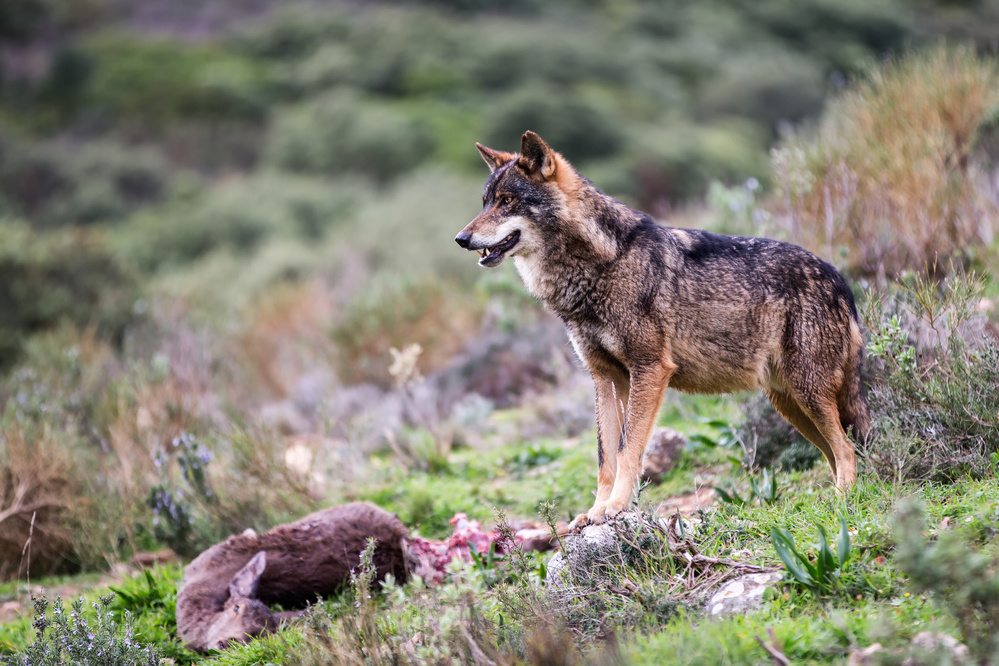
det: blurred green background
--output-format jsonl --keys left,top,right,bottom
{"left": 3, "top": 0, "right": 997, "bottom": 369}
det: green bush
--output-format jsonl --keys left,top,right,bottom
{"left": 0, "top": 221, "right": 135, "bottom": 370}
{"left": 0, "top": 135, "right": 171, "bottom": 228}
{"left": 484, "top": 85, "right": 623, "bottom": 163}
{"left": 117, "top": 173, "right": 362, "bottom": 272}
{"left": 84, "top": 34, "right": 272, "bottom": 124}
{"left": 266, "top": 93, "right": 435, "bottom": 182}
{"left": 893, "top": 502, "right": 999, "bottom": 662}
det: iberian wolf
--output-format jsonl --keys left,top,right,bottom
{"left": 455, "top": 131, "right": 869, "bottom": 526}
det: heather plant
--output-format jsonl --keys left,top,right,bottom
{"left": 147, "top": 432, "right": 215, "bottom": 557}
{"left": 860, "top": 272, "right": 999, "bottom": 483}
{"left": 2, "top": 594, "right": 159, "bottom": 666}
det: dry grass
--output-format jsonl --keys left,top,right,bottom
{"left": 772, "top": 46, "right": 999, "bottom": 279}
{"left": 238, "top": 278, "right": 338, "bottom": 397}
{"left": 0, "top": 426, "right": 75, "bottom": 581}
{"left": 331, "top": 277, "right": 484, "bottom": 387}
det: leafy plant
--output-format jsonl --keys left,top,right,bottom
{"left": 716, "top": 468, "right": 781, "bottom": 507}
{"left": 771, "top": 512, "right": 852, "bottom": 596}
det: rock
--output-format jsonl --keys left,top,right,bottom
{"left": 847, "top": 644, "right": 885, "bottom": 665}
{"left": 706, "top": 572, "right": 784, "bottom": 616}
{"left": 546, "top": 513, "right": 658, "bottom": 589}
{"left": 642, "top": 428, "right": 687, "bottom": 483}
{"left": 132, "top": 548, "right": 178, "bottom": 569}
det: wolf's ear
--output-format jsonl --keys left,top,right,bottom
{"left": 476, "top": 143, "right": 516, "bottom": 172}
{"left": 229, "top": 551, "right": 267, "bottom": 600}
{"left": 519, "top": 131, "right": 557, "bottom": 182}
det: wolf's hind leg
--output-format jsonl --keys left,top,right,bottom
{"left": 766, "top": 389, "right": 838, "bottom": 482}
{"left": 768, "top": 389, "right": 857, "bottom": 489}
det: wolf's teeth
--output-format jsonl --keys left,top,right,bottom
{"left": 484, "top": 248, "right": 491, "bottom": 257}
{"left": 477, "top": 250, "right": 485, "bottom": 258}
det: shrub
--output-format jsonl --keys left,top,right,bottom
{"left": 331, "top": 277, "right": 483, "bottom": 387}
{"left": 0, "top": 425, "right": 77, "bottom": 581}
{"left": 484, "top": 84, "right": 623, "bottom": 163}
{"left": 893, "top": 502, "right": 999, "bottom": 662}
{"left": 0, "top": 135, "right": 171, "bottom": 228}
{"left": 860, "top": 272, "right": 999, "bottom": 483}
{"left": 771, "top": 46, "right": 999, "bottom": 279}
{"left": 84, "top": 33, "right": 272, "bottom": 124}
{"left": 142, "top": 427, "right": 317, "bottom": 558}
{"left": 0, "top": 220, "right": 135, "bottom": 371}
{"left": 117, "top": 173, "right": 362, "bottom": 272}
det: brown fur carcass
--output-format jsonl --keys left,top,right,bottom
{"left": 176, "top": 502, "right": 408, "bottom": 652}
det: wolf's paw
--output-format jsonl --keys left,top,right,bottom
{"left": 568, "top": 513, "right": 590, "bottom": 533}
{"left": 586, "top": 500, "right": 626, "bottom": 525}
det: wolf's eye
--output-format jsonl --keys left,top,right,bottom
{"left": 502, "top": 196, "right": 514, "bottom": 205}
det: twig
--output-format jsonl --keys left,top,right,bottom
{"left": 20, "top": 511, "right": 36, "bottom": 589}
{"left": 460, "top": 624, "right": 497, "bottom": 666}
{"left": 755, "top": 627, "right": 790, "bottom": 666}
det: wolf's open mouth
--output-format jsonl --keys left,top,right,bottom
{"left": 476, "top": 230, "right": 520, "bottom": 267}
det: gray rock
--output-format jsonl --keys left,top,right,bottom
{"left": 706, "top": 572, "right": 783, "bottom": 616}
{"left": 546, "top": 513, "right": 661, "bottom": 589}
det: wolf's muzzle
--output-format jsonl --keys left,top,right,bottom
{"left": 455, "top": 231, "right": 472, "bottom": 248}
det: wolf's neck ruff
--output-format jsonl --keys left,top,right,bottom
{"left": 456, "top": 131, "right": 869, "bottom": 527}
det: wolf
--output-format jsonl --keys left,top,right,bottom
{"left": 455, "top": 131, "right": 869, "bottom": 526}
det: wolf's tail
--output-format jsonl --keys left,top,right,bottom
{"left": 838, "top": 327, "right": 870, "bottom": 447}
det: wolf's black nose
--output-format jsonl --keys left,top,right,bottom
{"left": 455, "top": 231, "right": 472, "bottom": 248}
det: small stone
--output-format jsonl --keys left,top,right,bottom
{"left": 706, "top": 572, "right": 783, "bottom": 616}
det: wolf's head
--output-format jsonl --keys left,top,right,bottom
{"left": 455, "top": 131, "right": 578, "bottom": 267}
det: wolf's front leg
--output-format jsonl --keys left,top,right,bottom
{"left": 587, "top": 361, "right": 673, "bottom": 524}
{"left": 569, "top": 364, "right": 629, "bottom": 531}
{"left": 592, "top": 370, "right": 629, "bottom": 504}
